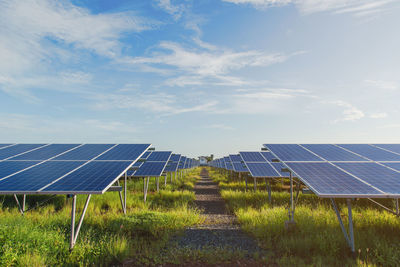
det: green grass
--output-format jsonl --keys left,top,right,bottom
{"left": 0, "top": 168, "right": 202, "bottom": 266}
{"left": 212, "top": 169, "right": 400, "bottom": 266}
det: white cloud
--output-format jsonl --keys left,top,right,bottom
{"left": 222, "top": 0, "right": 397, "bottom": 16}
{"left": 370, "top": 112, "right": 388, "bottom": 119}
{"left": 331, "top": 100, "right": 365, "bottom": 122}
{"left": 122, "top": 41, "right": 302, "bottom": 87}
{"left": 0, "top": 0, "right": 153, "bottom": 99}
{"left": 204, "top": 124, "right": 235, "bottom": 130}
{"left": 364, "top": 79, "right": 399, "bottom": 90}
{"left": 155, "top": 0, "right": 185, "bottom": 20}
{"left": 90, "top": 87, "right": 218, "bottom": 116}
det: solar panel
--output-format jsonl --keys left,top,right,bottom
{"left": 285, "top": 162, "right": 383, "bottom": 197}
{"left": 133, "top": 162, "right": 168, "bottom": 177}
{"left": 169, "top": 154, "right": 181, "bottom": 162}
{"left": 42, "top": 161, "right": 132, "bottom": 194}
{"left": 301, "top": 144, "right": 367, "bottom": 161}
{"left": 232, "top": 162, "right": 248, "bottom": 172}
{"left": 373, "top": 144, "right": 400, "bottom": 155}
{"left": 271, "top": 162, "right": 290, "bottom": 177}
{"left": 226, "top": 161, "right": 234, "bottom": 171}
{"left": 0, "top": 144, "right": 13, "bottom": 149}
{"left": 141, "top": 151, "right": 152, "bottom": 159}
{"left": 229, "top": 154, "right": 242, "bottom": 162}
{"left": 0, "top": 161, "right": 85, "bottom": 193}
{"left": 246, "top": 162, "right": 280, "bottom": 177}
{"left": 260, "top": 152, "right": 277, "bottom": 162}
{"left": 164, "top": 162, "right": 179, "bottom": 172}
{"left": 96, "top": 144, "right": 151, "bottom": 160}
{"left": 146, "top": 151, "right": 172, "bottom": 162}
{"left": 0, "top": 144, "right": 47, "bottom": 160}
{"left": 52, "top": 144, "right": 114, "bottom": 160}
{"left": 334, "top": 162, "right": 400, "bottom": 195}
{"left": 264, "top": 144, "right": 323, "bottom": 162}
{"left": 0, "top": 161, "right": 40, "bottom": 179}
{"left": 381, "top": 162, "right": 400, "bottom": 172}
{"left": 239, "top": 152, "right": 266, "bottom": 162}
{"left": 337, "top": 144, "right": 400, "bottom": 161}
{"left": 11, "top": 144, "right": 81, "bottom": 160}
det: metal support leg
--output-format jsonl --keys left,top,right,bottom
{"left": 144, "top": 177, "right": 150, "bottom": 203}
{"left": 331, "top": 198, "right": 355, "bottom": 253}
{"left": 289, "top": 171, "right": 294, "bottom": 221}
{"left": 13, "top": 194, "right": 24, "bottom": 215}
{"left": 267, "top": 179, "right": 271, "bottom": 204}
{"left": 396, "top": 199, "right": 399, "bottom": 216}
{"left": 254, "top": 177, "right": 257, "bottom": 191}
{"left": 156, "top": 177, "right": 159, "bottom": 192}
{"left": 22, "top": 194, "right": 26, "bottom": 212}
{"left": 124, "top": 172, "right": 127, "bottom": 214}
{"left": 70, "top": 194, "right": 92, "bottom": 250}
{"left": 245, "top": 175, "right": 248, "bottom": 191}
{"left": 117, "top": 180, "right": 124, "bottom": 213}
{"left": 164, "top": 175, "right": 167, "bottom": 187}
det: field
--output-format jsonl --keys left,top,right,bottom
{"left": 1, "top": 167, "right": 400, "bottom": 266}
{"left": 210, "top": 168, "right": 400, "bottom": 266}
{"left": 0, "top": 169, "right": 202, "bottom": 266}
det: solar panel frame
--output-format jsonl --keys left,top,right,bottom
{"left": 337, "top": 144, "right": 400, "bottom": 162}
{"left": 11, "top": 144, "right": 82, "bottom": 160}
{"left": 239, "top": 152, "right": 267, "bottom": 163}
{"left": 263, "top": 144, "right": 323, "bottom": 162}
{"left": 0, "top": 144, "right": 48, "bottom": 160}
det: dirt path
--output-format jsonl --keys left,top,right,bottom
{"left": 173, "top": 168, "right": 262, "bottom": 254}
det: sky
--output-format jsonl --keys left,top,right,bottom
{"left": 0, "top": 0, "right": 400, "bottom": 157}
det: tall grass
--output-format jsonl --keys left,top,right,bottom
{"left": 215, "top": 170, "right": 400, "bottom": 266}
{"left": 0, "top": 168, "right": 202, "bottom": 266}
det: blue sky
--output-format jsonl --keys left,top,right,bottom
{"left": 0, "top": 0, "right": 399, "bottom": 157}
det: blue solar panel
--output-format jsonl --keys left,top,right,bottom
{"left": 11, "top": 144, "right": 81, "bottom": 160}
{"left": 0, "top": 161, "right": 40, "bottom": 179}
{"left": 285, "top": 162, "right": 383, "bottom": 197}
{"left": 146, "top": 151, "right": 172, "bottom": 162}
{"left": 271, "top": 162, "right": 290, "bottom": 177}
{"left": 0, "top": 161, "right": 85, "bottom": 193}
{"left": 334, "top": 163, "right": 400, "bottom": 195}
{"left": 337, "top": 144, "right": 400, "bottom": 161}
{"left": 52, "top": 144, "right": 114, "bottom": 160}
{"left": 226, "top": 162, "right": 234, "bottom": 171}
{"left": 302, "top": 144, "right": 366, "bottom": 161}
{"left": 260, "top": 152, "right": 277, "bottom": 162}
{"left": 229, "top": 154, "right": 242, "bottom": 162}
{"left": 246, "top": 163, "right": 280, "bottom": 177}
{"left": 381, "top": 162, "right": 400, "bottom": 172}
{"left": 264, "top": 144, "right": 323, "bottom": 161}
{"left": 0, "top": 144, "right": 46, "bottom": 160}
{"left": 96, "top": 144, "right": 150, "bottom": 160}
{"left": 164, "top": 162, "right": 178, "bottom": 172}
{"left": 141, "top": 151, "right": 152, "bottom": 159}
{"left": 0, "top": 144, "right": 13, "bottom": 149}
{"left": 239, "top": 152, "right": 266, "bottom": 162}
{"left": 133, "top": 162, "right": 168, "bottom": 176}
{"left": 42, "top": 161, "right": 131, "bottom": 193}
{"left": 373, "top": 144, "right": 400, "bottom": 155}
{"left": 232, "top": 162, "right": 248, "bottom": 172}
{"left": 169, "top": 154, "right": 181, "bottom": 162}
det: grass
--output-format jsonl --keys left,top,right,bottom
{"left": 209, "top": 168, "right": 400, "bottom": 266}
{"left": 0, "top": 168, "right": 202, "bottom": 266}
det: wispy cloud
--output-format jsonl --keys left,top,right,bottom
{"left": 0, "top": 0, "right": 154, "bottom": 100}
{"left": 364, "top": 79, "right": 399, "bottom": 90}
{"left": 222, "top": 0, "right": 397, "bottom": 16}
{"left": 370, "top": 112, "right": 388, "bottom": 119}
{"left": 121, "top": 41, "right": 304, "bottom": 87}
{"left": 331, "top": 100, "right": 365, "bottom": 122}
{"left": 154, "top": 0, "right": 185, "bottom": 20}
{"left": 204, "top": 124, "right": 235, "bottom": 130}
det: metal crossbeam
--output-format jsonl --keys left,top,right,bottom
{"left": 70, "top": 194, "right": 91, "bottom": 250}
{"left": 331, "top": 198, "right": 355, "bottom": 252}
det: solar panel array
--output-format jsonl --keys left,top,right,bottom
{"left": 132, "top": 151, "right": 172, "bottom": 177}
{"left": 264, "top": 144, "right": 400, "bottom": 198}
{"left": 0, "top": 144, "right": 151, "bottom": 194}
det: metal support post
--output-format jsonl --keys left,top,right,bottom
{"left": 289, "top": 171, "right": 294, "bottom": 221}
{"left": 22, "top": 195, "right": 26, "bottom": 212}
{"left": 156, "top": 177, "right": 159, "bottom": 192}
{"left": 330, "top": 198, "right": 355, "bottom": 253}
{"left": 164, "top": 175, "right": 167, "bottom": 187}
{"left": 396, "top": 198, "right": 399, "bottom": 216}
{"left": 267, "top": 179, "right": 271, "bottom": 204}
{"left": 254, "top": 177, "right": 257, "bottom": 191}
{"left": 124, "top": 172, "right": 127, "bottom": 214}
{"left": 245, "top": 175, "right": 248, "bottom": 191}
{"left": 13, "top": 194, "right": 24, "bottom": 215}
{"left": 117, "top": 180, "right": 124, "bottom": 213}
{"left": 70, "top": 194, "right": 92, "bottom": 250}
{"left": 144, "top": 177, "right": 150, "bottom": 202}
